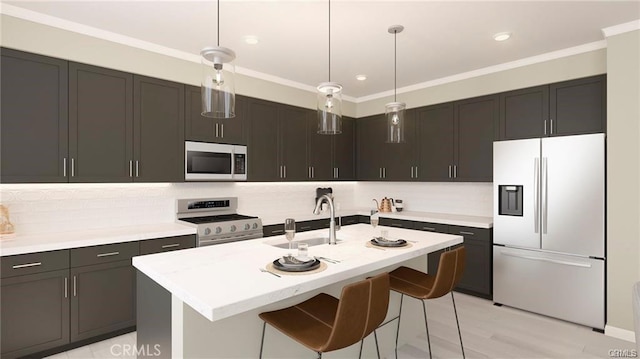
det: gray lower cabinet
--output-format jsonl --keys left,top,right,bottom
{"left": 69, "top": 242, "right": 138, "bottom": 342}
{"left": 426, "top": 225, "right": 493, "bottom": 299}
{"left": 1, "top": 250, "right": 70, "bottom": 359}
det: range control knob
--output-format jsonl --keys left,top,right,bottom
{"left": 252, "top": 223, "right": 259, "bottom": 229}
{"left": 244, "top": 223, "right": 250, "bottom": 230}
{"left": 230, "top": 225, "right": 237, "bottom": 232}
{"left": 204, "top": 227, "right": 211, "bottom": 235}
{"left": 215, "top": 226, "right": 222, "bottom": 234}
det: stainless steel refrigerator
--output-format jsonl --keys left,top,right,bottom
{"left": 493, "top": 133, "right": 605, "bottom": 329}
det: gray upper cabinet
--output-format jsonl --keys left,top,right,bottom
{"left": 69, "top": 62, "right": 134, "bottom": 182}
{"left": 133, "top": 76, "right": 185, "bottom": 182}
{"left": 498, "top": 75, "right": 606, "bottom": 140}
{"left": 499, "top": 85, "right": 549, "bottom": 140}
{"left": 384, "top": 110, "right": 416, "bottom": 181}
{"left": 356, "top": 114, "right": 387, "bottom": 180}
{"left": 247, "top": 98, "right": 280, "bottom": 181}
{"left": 333, "top": 117, "right": 356, "bottom": 180}
{"left": 454, "top": 94, "right": 499, "bottom": 182}
{"left": 1, "top": 48, "right": 69, "bottom": 183}
{"left": 185, "top": 85, "right": 246, "bottom": 145}
{"left": 279, "top": 105, "right": 309, "bottom": 181}
{"left": 550, "top": 75, "right": 606, "bottom": 136}
{"left": 415, "top": 103, "right": 455, "bottom": 181}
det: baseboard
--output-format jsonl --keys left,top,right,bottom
{"left": 605, "top": 325, "right": 637, "bottom": 343}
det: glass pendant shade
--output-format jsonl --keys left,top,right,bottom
{"left": 385, "top": 101, "right": 406, "bottom": 143}
{"left": 201, "top": 46, "right": 236, "bottom": 118}
{"left": 317, "top": 82, "right": 343, "bottom": 134}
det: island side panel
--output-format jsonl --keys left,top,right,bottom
{"left": 137, "top": 270, "right": 172, "bottom": 358}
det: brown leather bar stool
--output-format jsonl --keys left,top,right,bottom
{"left": 258, "top": 272, "right": 390, "bottom": 359}
{"left": 389, "top": 246, "right": 466, "bottom": 359}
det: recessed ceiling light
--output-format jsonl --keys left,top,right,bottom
{"left": 356, "top": 74, "right": 367, "bottom": 81}
{"left": 493, "top": 32, "right": 511, "bottom": 42}
{"left": 243, "top": 36, "right": 259, "bottom": 45}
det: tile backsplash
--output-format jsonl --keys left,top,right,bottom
{"left": 0, "top": 181, "right": 492, "bottom": 235}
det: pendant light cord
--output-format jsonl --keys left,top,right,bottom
{"left": 394, "top": 31, "right": 397, "bottom": 102}
{"left": 217, "top": 0, "right": 220, "bottom": 46}
{"left": 328, "top": 0, "right": 331, "bottom": 82}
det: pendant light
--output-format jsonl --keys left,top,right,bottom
{"left": 201, "top": 0, "right": 236, "bottom": 118}
{"left": 317, "top": 0, "right": 343, "bottom": 134}
{"left": 386, "top": 25, "right": 406, "bottom": 143}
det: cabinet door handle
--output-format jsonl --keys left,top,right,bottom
{"left": 71, "top": 158, "right": 75, "bottom": 177}
{"left": 97, "top": 251, "right": 120, "bottom": 257}
{"left": 448, "top": 165, "right": 452, "bottom": 178}
{"left": 335, "top": 167, "right": 338, "bottom": 179}
{"left": 454, "top": 165, "right": 457, "bottom": 178}
{"left": 415, "top": 166, "right": 418, "bottom": 178}
{"left": 422, "top": 226, "right": 436, "bottom": 231}
{"left": 383, "top": 167, "right": 386, "bottom": 179}
{"left": 550, "top": 119, "right": 554, "bottom": 135}
{"left": 379, "top": 168, "right": 382, "bottom": 179}
{"left": 300, "top": 226, "right": 311, "bottom": 230}
{"left": 161, "top": 243, "right": 180, "bottom": 249}
{"left": 65, "top": 277, "right": 68, "bottom": 298}
{"left": 136, "top": 161, "right": 140, "bottom": 177}
{"left": 63, "top": 158, "right": 67, "bottom": 177}
{"left": 411, "top": 166, "right": 414, "bottom": 178}
{"left": 221, "top": 124, "right": 224, "bottom": 138}
{"left": 308, "top": 167, "right": 311, "bottom": 179}
{"left": 215, "top": 123, "right": 219, "bottom": 138}
{"left": 544, "top": 119, "right": 547, "bottom": 135}
{"left": 459, "top": 231, "right": 475, "bottom": 236}
{"left": 73, "top": 275, "right": 77, "bottom": 297}
{"left": 283, "top": 165, "right": 286, "bottom": 179}
{"left": 12, "top": 262, "right": 42, "bottom": 269}
{"left": 129, "top": 160, "right": 133, "bottom": 177}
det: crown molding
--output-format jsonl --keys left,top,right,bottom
{"left": 602, "top": 19, "right": 640, "bottom": 38}
{"left": 355, "top": 40, "right": 607, "bottom": 103}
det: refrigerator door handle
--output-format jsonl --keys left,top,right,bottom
{"left": 501, "top": 250, "right": 592, "bottom": 268}
{"left": 542, "top": 157, "right": 548, "bottom": 234}
{"left": 534, "top": 158, "right": 539, "bottom": 233}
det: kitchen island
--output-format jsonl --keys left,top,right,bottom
{"left": 133, "top": 224, "right": 462, "bottom": 358}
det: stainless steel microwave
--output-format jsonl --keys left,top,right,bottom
{"left": 185, "top": 142, "right": 247, "bottom": 181}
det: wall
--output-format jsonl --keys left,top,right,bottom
{"left": 355, "top": 182, "right": 492, "bottom": 217}
{"left": 357, "top": 48, "right": 607, "bottom": 117}
{"left": 606, "top": 29, "right": 640, "bottom": 336}
{"left": 0, "top": 14, "right": 357, "bottom": 117}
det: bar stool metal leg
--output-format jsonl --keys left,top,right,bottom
{"left": 394, "top": 294, "right": 404, "bottom": 359}
{"left": 259, "top": 321, "right": 266, "bottom": 359}
{"left": 358, "top": 338, "right": 364, "bottom": 359}
{"left": 451, "top": 292, "right": 465, "bottom": 358}
{"left": 374, "top": 330, "right": 381, "bottom": 359}
{"left": 422, "top": 300, "right": 433, "bottom": 359}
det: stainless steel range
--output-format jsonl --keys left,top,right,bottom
{"left": 176, "top": 197, "right": 263, "bottom": 246}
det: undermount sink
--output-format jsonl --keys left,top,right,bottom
{"left": 268, "top": 237, "right": 343, "bottom": 249}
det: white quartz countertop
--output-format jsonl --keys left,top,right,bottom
{"left": 262, "top": 208, "right": 493, "bottom": 229}
{"left": 132, "top": 223, "right": 462, "bottom": 322}
{"left": 0, "top": 222, "right": 197, "bottom": 257}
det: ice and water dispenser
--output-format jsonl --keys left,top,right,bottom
{"left": 498, "top": 185, "right": 523, "bottom": 216}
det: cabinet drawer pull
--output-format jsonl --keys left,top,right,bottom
{"left": 422, "top": 227, "right": 436, "bottom": 231}
{"left": 12, "top": 262, "right": 42, "bottom": 269}
{"left": 272, "top": 229, "right": 284, "bottom": 234}
{"left": 97, "top": 251, "right": 120, "bottom": 257}
{"left": 459, "top": 231, "right": 475, "bottom": 236}
{"left": 392, "top": 223, "right": 404, "bottom": 228}
{"left": 161, "top": 243, "right": 180, "bottom": 249}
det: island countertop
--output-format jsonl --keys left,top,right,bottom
{"left": 132, "top": 223, "right": 462, "bottom": 323}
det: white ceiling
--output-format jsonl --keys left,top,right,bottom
{"left": 3, "top": 1, "right": 640, "bottom": 99}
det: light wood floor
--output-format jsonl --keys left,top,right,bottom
{"left": 46, "top": 293, "right": 636, "bottom": 359}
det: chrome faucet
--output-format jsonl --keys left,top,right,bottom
{"left": 313, "top": 194, "right": 337, "bottom": 245}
